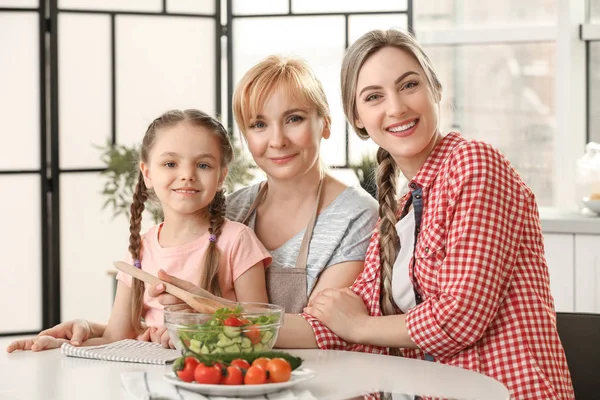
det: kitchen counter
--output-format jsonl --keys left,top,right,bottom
{"left": 539, "top": 208, "right": 600, "bottom": 234}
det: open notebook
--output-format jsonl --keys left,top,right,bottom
{"left": 61, "top": 339, "right": 180, "bottom": 365}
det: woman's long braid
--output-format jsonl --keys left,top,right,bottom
{"left": 128, "top": 171, "right": 149, "bottom": 332}
{"left": 200, "top": 188, "right": 227, "bottom": 296}
{"left": 376, "top": 148, "right": 402, "bottom": 356}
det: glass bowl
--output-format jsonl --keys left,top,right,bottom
{"left": 164, "top": 302, "right": 284, "bottom": 354}
{"left": 583, "top": 197, "right": 600, "bottom": 214}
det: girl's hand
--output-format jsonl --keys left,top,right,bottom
{"left": 137, "top": 326, "right": 174, "bottom": 349}
{"left": 6, "top": 335, "right": 68, "bottom": 353}
{"left": 38, "top": 319, "right": 93, "bottom": 346}
{"left": 304, "top": 287, "right": 370, "bottom": 343}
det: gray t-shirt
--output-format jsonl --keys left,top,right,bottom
{"left": 226, "top": 183, "right": 379, "bottom": 295}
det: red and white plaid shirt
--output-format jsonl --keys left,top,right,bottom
{"left": 302, "top": 132, "right": 574, "bottom": 399}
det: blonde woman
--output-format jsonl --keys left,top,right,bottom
{"left": 304, "top": 29, "right": 574, "bottom": 399}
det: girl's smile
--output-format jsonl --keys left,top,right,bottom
{"left": 172, "top": 187, "right": 200, "bottom": 198}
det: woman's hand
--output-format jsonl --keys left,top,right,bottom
{"left": 6, "top": 335, "right": 68, "bottom": 353}
{"left": 137, "top": 325, "right": 174, "bottom": 349}
{"left": 147, "top": 269, "right": 202, "bottom": 306}
{"left": 304, "top": 287, "right": 369, "bottom": 343}
{"left": 38, "top": 319, "right": 95, "bottom": 346}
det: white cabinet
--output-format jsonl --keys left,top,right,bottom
{"left": 574, "top": 234, "right": 600, "bottom": 312}
{"left": 543, "top": 233, "right": 575, "bottom": 312}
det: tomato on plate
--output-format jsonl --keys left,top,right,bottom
{"left": 244, "top": 325, "right": 261, "bottom": 344}
{"left": 266, "top": 358, "right": 292, "bottom": 383}
{"left": 244, "top": 365, "right": 267, "bottom": 385}
{"left": 194, "top": 363, "right": 222, "bottom": 385}
{"left": 221, "top": 366, "right": 244, "bottom": 385}
{"left": 230, "top": 358, "right": 251, "bottom": 370}
{"left": 176, "top": 356, "right": 199, "bottom": 383}
{"left": 251, "top": 357, "right": 270, "bottom": 371}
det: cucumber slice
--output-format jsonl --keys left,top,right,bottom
{"left": 253, "top": 343, "right": 265, "bottom": 352}
{"left": 216, "top": 335, "right": 234, "bottom": 347}
{"left": 223, "top": 326, "right": 241, "bottom": 338}
{"left": 231, "top": 336, "right": 242, "bottom": 344}
{"left": 211, "top": 347, "right": 224, "bottom": 354}
{"left": 224, "top": 344, "right": 241, "bottom": 353}
{"left": 260, "top": 330, "right": 274, "bottom": 345}
{"left": 200, "top": 344, "right": 211, "bottom": 354}
{"left": 241, "top": 337, "right": 252, "bottom": 349}
{"left": 189, "top": 339, "right": 202, "bottom": 354}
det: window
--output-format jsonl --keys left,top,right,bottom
{"left": 591, "top": 0, "right": 600, "bottom": 22}
{"left": 591, "top": 42, "right": 600, "bottom": 143}
{"left": 229, "top": 2, "right": 409, "bottom": 168}
{"left": 423, "top": 43, "right": 555, "bottom": 205}
{"left": 586, "top": 0, "right": 600, "bottom": 143}
{"left": 413, "top": 1, "right": 585, "bottom": 208}
{"left": 415, "top": 0, "right": 556, "bottom": 28}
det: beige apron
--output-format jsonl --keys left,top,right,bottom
{"left": 242, "top": 179, "right": 324, "bottom": 313}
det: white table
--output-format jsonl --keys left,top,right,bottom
{"left": 0, "top": 337, "right": 509, "bottom": 400}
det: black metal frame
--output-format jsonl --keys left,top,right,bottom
{"left": 0, "top": 0, "right": 223, "bottom": 335}
{"left": 1, "top": 0, "right": 411, "bottom": 335}
{"left": 226, "top": 1, "right": 413, "bottom": 168}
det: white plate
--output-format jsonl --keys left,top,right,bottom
{"left": 163, "top": 368, "right": 316, "bottom": 396}
{"left": 583, "top": 198, "right": 600, "bottom": 214}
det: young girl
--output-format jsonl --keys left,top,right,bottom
{"left": 303, "top": 29, "right": 575, "bottom": 399}
{"left": 7, "top": 109, "right": 270, "bottom": 352}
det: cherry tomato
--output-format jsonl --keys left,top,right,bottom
{"left": 244, "top": 325, "right": 261, "bottom": 344}
{"left": 244, "top": 365, "right": 267, "bottom": 385}
{"left": 239, "top": 318, "right": 251, "bottom": 325}
{"left": 221, "top": 366, "right": 244, "bottom": 385}
{"left": 251, "top": 357, "right": 270, "bottom": 371}
{"left": 266, "top": 358, "right": 292, "bottom": 383}
{"left": 213, "top": 362, "right": 225, "bottom": 371}
{"left": 223, "top": 317, "right": 243, "bottom": 327}
{"left": 176, "top": 356, "right": 199, "bottom": 383}
{"left": 194, "top": 363, "right": 222, "bottom": 384}
{"left": 230, "top": 358, "right": 251, "bottom": 370}
{"left": 211, "top": 362, "right": 226, "bottom": 380}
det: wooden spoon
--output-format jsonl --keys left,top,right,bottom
{"left": 112, "top": 261, "right": 234, "bottom": 314}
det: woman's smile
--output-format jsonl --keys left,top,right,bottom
{"left": 385, "top": 118, "right": 419, "bottom": 138}
{"left": 269, "top": 153, "right": 298, "bottom": 164}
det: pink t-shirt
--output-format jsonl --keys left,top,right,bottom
{"left": 116, "top": 219, "right": 271, "bottom": 327}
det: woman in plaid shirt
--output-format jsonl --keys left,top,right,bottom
{"left": 303, "top": 29, "right": 574, "bottom": 399}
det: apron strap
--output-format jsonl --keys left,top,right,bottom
{"left": 240, "top": 178, "right": 325, "bottom": 270}
{"left": 296, "top": 178, "right": 324, "bottom": 270}
{"left": 241, "top": 183, "right": 268, "bottom": 226}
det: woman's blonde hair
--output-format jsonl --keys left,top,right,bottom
{"left": 340, "top": 29, "right": 443, "bottom": 320}
{"left": 232, "top": 55, "right": 331, "bottom": 135}
{"left": 128, "top": 109, "right": 232, "bottom": 332}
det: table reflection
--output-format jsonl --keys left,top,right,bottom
{"left": 345, "top": 392, "right": 477, "bottom": 400}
